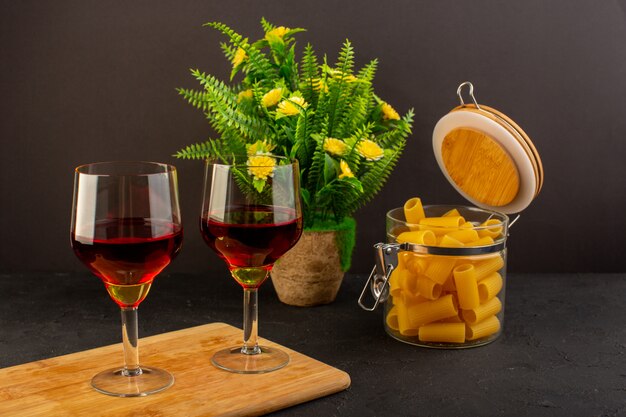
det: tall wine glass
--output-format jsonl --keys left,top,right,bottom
{"left": 70, "top": 161, "right": 183, "bottom": 396}
{"left": 200, "top": 156, "right": 303, "bottom": 373}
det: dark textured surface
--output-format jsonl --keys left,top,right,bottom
{"left": 1, "top": 272, "right": 625, "bottom": 416}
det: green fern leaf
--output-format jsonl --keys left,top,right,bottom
{"left": 305, "top": 133, "right": 326, "bottom": 197}
{"left": 376, "top": 109, "right": 415, "bottom": 149}
{"left": 355, "top": 141, "right": 406, "bottom": 210}
{"left": 260, "top": 17, "right": 276, "bottom": 33}
{"left": 177, "top": 88, "right": 210, "bottom": 112}
{"left": 299, "top": 43, "right": 321, "bottom": 106}
{"left": 173, "top": 139, "right": 225, "bottom": 160}
{"left": 325, "top": 40, "right": 355, "bottom": 136}
{"left": 204, "top": 21, "right": 246, "bottom": 47}
{"left": 190, "top": 69, "right": 270, "bottom": 143}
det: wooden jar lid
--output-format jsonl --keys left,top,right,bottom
{"left": 432, "top": 82, "right": 542, "bottom": 214}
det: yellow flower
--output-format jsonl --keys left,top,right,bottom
{"left": 323, "top": 138, "right": 348, "bottom": 157}
{"left": 247, "top": 155, "right": 276, "bottom": 180}
{"left": 357, "top": 139, "right": 384, "bottom": 161}
{"left": 265, "top": 26, "right": 289, "bottom": 40}
{"left": 232, "top": 47, "right": 247, "bottom": 67}
{"left": 277, "top": 96, "right": 307, "bottom": 116}
{"left": 339, "top": 160, "right": 354, "bottom": 178}
{"left": 237, "top": 89, "right": 253, "bottom": 103}
{"left": 246, "top": 140, "right": 275, "bottom": 156}
{"left": 261, "top": 88, "right": 283, "bottom": 107}
{"left": 381, "top": 102, "right": 400, "bottom": 120}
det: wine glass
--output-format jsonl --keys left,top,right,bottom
{"left": 200, "top": 155, "right": 303, "bottom": 373}
{"left": 70, "top": 161, "right": 183, "bottom": 396}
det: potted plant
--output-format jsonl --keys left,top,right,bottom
{"left": 176, "top": 19, "right": 414, "bottom": 306}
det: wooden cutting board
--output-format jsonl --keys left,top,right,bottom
{"left": 0, "top": 322, "right": 351, "bottom": 416}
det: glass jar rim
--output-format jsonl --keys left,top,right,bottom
{"left": 386, "top": 205, "right": 509, "bottom": 254}
{"left": 387, "top": 205, "right": 509, "bottom": 230}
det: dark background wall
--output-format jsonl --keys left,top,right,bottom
{"left": 1, "top": 0, "right": 625, "bottom": 275}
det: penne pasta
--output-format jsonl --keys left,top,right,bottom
{"left": 400, "top": 269, "right": 418, "bottom": 296}
{"left": 464, "top": 236, "right": 495, "bottom": 247}
{"left": 444, "top": 228, "right": 480, "bottom": 244}
{"left": 473, "top": 255, "right": 505, "bottom": 280}
{"left": 441, "top": 275, "right": 456, "bottom": 292}
{"left": 407, "top": 256, "right": 427, "bottom": 275}
{"left": 453, "top": 264, "right": 480, "bottom": 310}
{"left": 461, "top": 297, "right": 502, "bottom": 325}
{"left": 403, "top": 197, "right": 426, "bottom": 225}
{"left": 416, "top": 276, "right": 442, "bottom": 300}
{"left": 386, "top": 305, "right": 400, "bottom": 331}
{"left": 478, "top": 219, "right": 504, "bottom": 238}
{"left": 419, "top": 322, "right": 466, "bottom": 343}
{"left": 438, "top": 314, "right": 464, "bottom": 323}
{"left": 402, "top": 292, "right": 433, "bottom": 306}
{"left": 397, "top": 301, "right": 420, "bottom": 336}
{"left": 419, "top": 216, "right": 466, "bottom": 228}
{"left": 443, "top": 208, "right": 461, "bottom": 217}
{"left": 439, "top": 235, "right": 465, "bottom": 248}
{"left": 407, "top": 294, "right": 458, "bottom": 327}
{"left": 424, "top": 256, "right": 457, "bottom": 285}
{"left": 478, "top": 272, "right": 503, "bottom": 302}
{"left": 466, "top": 316, "right": 501, "bottom": 340}
{"left": 388, "top": 267, "right": 404, "bottom": 298}
{"left": 460, "top": 221, "right": 475, "bottom": 230}
{"left": 396, "top": 230, "right": 437, "bottom": 245}
{"left": 397, "top": 251, "right": 414, "bottom": 269}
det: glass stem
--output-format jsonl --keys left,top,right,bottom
{"left": 242, "top": 288, "right": 261, "bottom": 355}
{"left": 120, "top": 307, "right": 142, "bottom": 376}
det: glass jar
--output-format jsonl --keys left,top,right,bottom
{"left": 363, "top": 205, "right": 509, "bottom": 349}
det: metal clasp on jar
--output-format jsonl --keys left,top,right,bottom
{"left": 358, "top": 242, "right": 410, "bottom": 311}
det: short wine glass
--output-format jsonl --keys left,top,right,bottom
{"left": 200, "top": 155, "right": 303, "bottom": 374}
{"left": 70, "top": 161, "right": 183, "bottom": 396}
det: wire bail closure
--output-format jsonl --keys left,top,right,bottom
{"left": 358, "top": 243, "right": 407, "bottom": 311}
{"left": 358, "top": 219, "right": 514, "bottom": 311}
{"left": 457, "top": 81, "right": 481, "bottom": 110}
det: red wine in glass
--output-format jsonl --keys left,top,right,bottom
{"left": 200, "top": 205, "right": 302, "bottom": 288}
{"left": 72, "top": 218, "right": 182, "bottom": 307}
{"left": 70, "top": 161, "right": 182, "bottom": 397}
{"left": 200, "top": 157, "right": 303, "bottom": 373}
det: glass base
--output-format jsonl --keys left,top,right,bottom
{"left": 91, "top": 366, "right": 174, "bottom": 397}
{"left": 211, "top": 346, "right": 289, "bottom": 374}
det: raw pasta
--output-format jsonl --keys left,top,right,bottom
{"left": 478, "top": 219, "right": 504, "bottom": 238}
{"left": 453, "top": 264, "right": 480, "bottom": 310}
{"left": 466, "top": 316, "right": 501, "bottom": 341}
{"left": 396, "top": 299, "right": 420, "bottom": 336}
{"left": 474, "top": 256, "right": 505, "bottom": 281}
{"left": 424, "top": 256, "right": 457, "bottom": 285}
{"left": 407, "top": 294, "right": 458, "bottom": 327}
{"left": 438, "top": 235, "right": 465, "bottom": 248}
{"left": 386, "top": 305, "right": 400, "bottom": 331}
{"left": 478, "top": 272, "right": 503, "bottom": 302}
{"left": 404, "top": 197, "right": 426, "bottom": 225}
{"left": 396, "top": 230, "right": 436, "bottom": 245}
{"left": 445, "top": 228, "right": 480, "bottom": 243}
{"left": 419, "top": 323, "right": 466, "bottom": 343}
{"left": 416, "top": 276, "right": 442, "bottom": 300}
{"left": 384, "top": 196, "right": 507, "bottom": 344}
{"left": 461, "top": 297, "right": 502, "bottom": 325}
